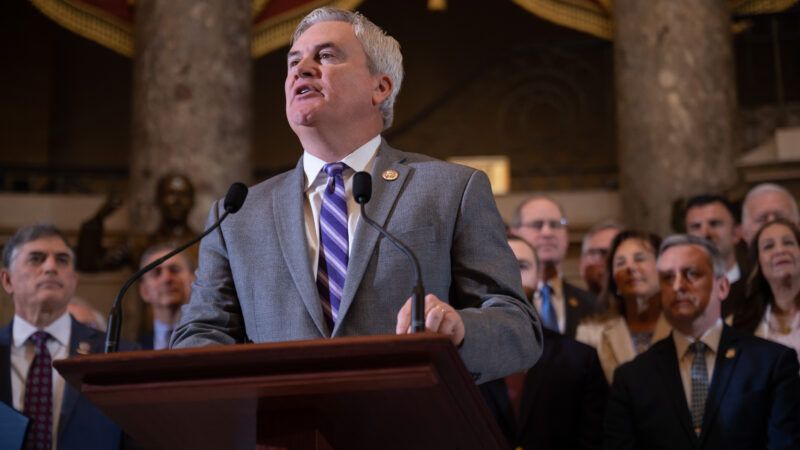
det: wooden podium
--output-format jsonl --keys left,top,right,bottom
{"left": 54, "top": 333, "right": 508, "bottom": 450}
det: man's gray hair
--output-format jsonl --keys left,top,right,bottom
{"left": 2, "top": 223, "right": 74, "bottom": 269}
{"left": 742, "top": 182, "right": 800, "bottom": 223}
{"left": 292, "top": 7, "right": 404, "bottom": 129}
{"left": 658, "top": 234, "right": 726, "bottom": 278}
{"left": 581, "top": 220, "right": 624, "bottom": 253}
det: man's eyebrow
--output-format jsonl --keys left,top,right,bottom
{"left": 287, "top": 42, "right": 339, "bottom": 60}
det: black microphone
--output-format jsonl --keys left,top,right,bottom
{"left": 353, "top": 171, "right": 425, "bottom": 333}
{"left": 104, "top": 182, "right": 249, "bottom": 353}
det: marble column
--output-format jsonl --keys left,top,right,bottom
{"left": 130, "top": 0, "right": 252, "bottom": 235}
{"left": 128, "top": 0, "right": 252, "bottom": 340}
{"left": 613, "top": 0, "right": 738, "bottom": 236}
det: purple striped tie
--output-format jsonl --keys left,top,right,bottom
{"left": 317, "top": 162, "right": 349, "bottom": 328}
{"left": 24, "top": 331, "right": 53, "bottom": 450}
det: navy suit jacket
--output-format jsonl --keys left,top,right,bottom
{"left": 605, "top": 325, "right": 800, "bottom": 450}
{"left": 563, "top": 280, "right": 597, "bottom": 338}
{"left": 481, "top": 329, "right": 608, "bottom": 449}
{"left": 137, "top": 331, "right": 154, "bottom": 351}
{"left": 0, "top": 316, "right": 128, "bottom": 450}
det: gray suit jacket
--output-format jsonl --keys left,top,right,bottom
{"left": 172, "top": 142, "right": 543, "bottom": 382}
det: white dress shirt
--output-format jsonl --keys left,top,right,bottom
{"left": 11, "top": 312, "right": 71, "bottom": 449}
{"left": 725, "top": 263, "right": 741, "bottom": 284}
{"left": 533, "top": 276, "right": 566, "bottom": 333}
{"left": 672, "top": 318, "right": 723, "bottom": 410}
{"left": 303, "top": 135, "right": 380, "bottom": 275}
{"left": 755, "top": 304, "right": 800, "bottom": 366}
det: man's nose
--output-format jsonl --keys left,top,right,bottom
{"left": 671, "top": 273, "right": 686, "bottom": 292}
{"left": 293, "top": 57, "right": 317, "bottom": 78}
{"left": 41, "top": 255, "right": 58, "bottom": 273}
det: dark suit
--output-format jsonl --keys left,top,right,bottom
{"left": 721, "top": 276, "right": 746, "bottom": 319}
{"left": 137, "top": 332, "right": 154, "bottom": 351}
{"left": 563, "top": 280, "right": 597, "bottom": 338}
{"left": 480, "top": 329, "right": 608, "bottom": 450}
{"left": 605, "top": 326, "right": 800, "bottom": 450}
{"left": 0, "top": 316, "right": 129, "bottom": 450}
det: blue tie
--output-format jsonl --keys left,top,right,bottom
{"left": 316, "top": 162, "right": 349, "bottom": 329}
{"left": 540, "top": 283, "right": 558, "bottom": 332}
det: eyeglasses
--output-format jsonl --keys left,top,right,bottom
{"left": 583, "top": 248, "right": 609, "bottom": 258}
{"left": 518, "top": 218, "right": 568, "bottom": 230}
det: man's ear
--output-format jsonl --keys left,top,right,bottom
{"left": 716, "top": 274, "right": 731, "bottom": 302}
{"left": 372, "top": 74, "right": 393, "bottom": 106}
{"left": 732, "top": 223, "right": 743, "bottom": 245}
{"left": 0, "top": 269, "right": 13, "bottom": 295}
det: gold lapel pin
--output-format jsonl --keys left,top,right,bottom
{"left": 725, "top": 348, "right": 736, "bottom": 359}
{"left": 568, "top": 297, "right": 579, "bottom": 308}
{"left": 77, "top": 341, "right": 92, "bottom": 355}
{"left": 382, "top": 169, "right": 399, "bottom": 181}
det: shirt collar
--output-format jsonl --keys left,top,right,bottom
{"left": 538, "top": 275, "right": 563, "bottom": 298}
{"left": 673, "top": 318, "right": 724, "bottom": 359}
{"left": 726, "top": 263, "right": 741, "bottom": 284}
{"left": 12, "top": 311, "right": 72, "bottom": 348}
{"left": 303, "top": 134, "right": 382, "bottom": 191}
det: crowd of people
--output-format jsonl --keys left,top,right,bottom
{"left": 1, "top": 4, "right": 799, "bottom": 449}
{"left": 496, "top": 183, "right": 800, "bottom": 449}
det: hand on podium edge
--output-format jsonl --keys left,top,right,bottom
{"left": 396, "top": 294, "right": 465, "bottom": 347}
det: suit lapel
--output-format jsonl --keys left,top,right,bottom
{"left": 334, "top": 143, "right": 410, "bottom": 335}
{"left": 603, "top": 317, "right": 636, "bottom": 371}
{"left": 273, "top": 160, "right": 330, "bottom": 337}
{"left": 58, "top": 318, "right": 94, "bottom": 439}
{"left": 652, "top": 337, "right": 696, "bottom": 443}
{"left": 0, "top": 323, "right": 12, "bottom": 406}
{"left": 562, "top": 282, "right": 579, "bottom": 337}
{"left": 698, "top": 326, "right": 741, "bottom": 447}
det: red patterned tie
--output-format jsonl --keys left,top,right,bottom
{"left": 24, "top": 331, "right": 53, "bottom": 450}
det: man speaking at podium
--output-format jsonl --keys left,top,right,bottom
{"left": 171, "top": 7, "right": 542, "bottom": 383}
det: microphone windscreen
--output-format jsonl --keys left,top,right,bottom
{"left": 353, "top": 171, "right": 372, "bottom": 204}
{"left": 224, "top": 182, "right": 248, "bottom": 213}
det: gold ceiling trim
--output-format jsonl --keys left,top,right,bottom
{"left": 29, "top": 0, "right": 364, "bottom": 59}
{"left": 512, "top": 0, "right": 612, "bottom": 40}
{"left": 251, "top": 0, "right": 364, "bottom": 57}
{"left": 30, "top": 0, "right": 134, "bottom": 56}
{"left": 513, "top": 0, "right": 799, "bottom": 41}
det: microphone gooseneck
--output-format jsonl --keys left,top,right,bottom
{"left": 104, "top": 182, "right": 249, "bottom": 353}
{"left": 353, "top": 172, "right": 425, "bottom": 332}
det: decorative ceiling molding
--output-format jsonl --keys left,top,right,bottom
{"left": 512, "top": 0, "right": 799, "bottom": 41}
{"left": 28, "top": 0, "right": 363, "bottom": 59}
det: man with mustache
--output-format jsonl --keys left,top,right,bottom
{"left": 0, "top": 224, "right": 131, "bottom": 449}
{"left": 604, "top": 234, "right": 800, "bottom": 449}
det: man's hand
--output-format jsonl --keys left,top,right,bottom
{"left": 396, "top": 294, "right": 465, "bottom": 347}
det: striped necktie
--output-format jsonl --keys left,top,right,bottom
{"left": 689, "top": 341, "right": 709, "bottom": 435}
{"left": 24, "top": 331, "right": 53, "bottom": 450}
{"left": 316, "top": 162, "right": 349, "bottom": 329}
